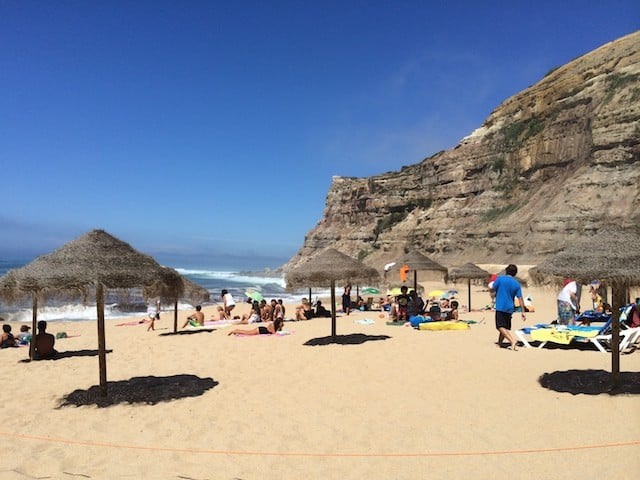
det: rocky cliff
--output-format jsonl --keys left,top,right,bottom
{"left": 286, "top": 31, "right": 640, "bottom": 272}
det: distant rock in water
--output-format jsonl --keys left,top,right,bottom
{"left": 285, "top": 31, "right": 640, "bottom": 271}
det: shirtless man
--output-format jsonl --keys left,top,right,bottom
{"left": 34, "top": 320, "right": 57, "bottom": 359}
{"left": 182, "top": 305, "right": 205, "bottom": 328}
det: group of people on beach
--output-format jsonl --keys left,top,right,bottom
{"left": 226, "top": 297, "right": 285, "bottom": 336}
{"left": 386, "top": 285, "right": 460, "bottom": 324}
{"left": 180, "top": 289, "right": 286, "bottom": 336}
{"left": 1, "top": 320, "right": 58, "bottom": 359}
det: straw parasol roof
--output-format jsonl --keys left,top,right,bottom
{"left": 529, "top": 230, "right": 640, "bottom": 290}
{"left": 286, "top": 248, "right": 380, "bottom": 288}
{"left": 286, "top": 248, "right": 380, "bottom": 338}
{"left": 448, "top": 263, "right": 490, "bottom": 311}
{"left": 392, "top": 251, "right": 447, "bottom": 292}
{"left": 0, "top": 229, "right": 185, "bottom": 394}
{"left": 529, "top": 229, "right": 640, "bottom": 385}
{"left": 393, "top": 251, "right": 447, "bottom": 273}
{"left": 448, "top": 262, "right": 490, "bottom": 281}
{"left": 145, "top": 270, "right": 211, "bottom": 332}
{"left": 0, "top": 230, "right": 183, "bottom": 292}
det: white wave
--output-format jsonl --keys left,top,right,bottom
{"left": 2, "top": 302, "right": 197, "bottom": 323}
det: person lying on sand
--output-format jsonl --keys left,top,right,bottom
{"left": 228, "top": 318, "right": 284, "bottom": 336}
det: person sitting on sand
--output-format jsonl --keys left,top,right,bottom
{"left": 272, "top": 299, "right": 284, "bottom": 322}
{"left": 445, "top": 300, "right": 460, "bottom": 321}
{"left": 260, "top": 299, "right": 273, "bottom": 322}
{"left": 34, "top": 320, "right": 57, "bottom": 359}
{"left": 408, "top": 290, "right": 425, "bottom": 318}
{"left": 295, "top": 298, "right": 313, "bottom": 321}
{"left": 211, "top": 306, "right": 226, "bottom": 321}
{"left": 395, "top": 286, "right": 410, "bottom": 322}
{"left": 382, "top": 295, "right": 392, "bottom": 312}
{"left": 235, "top": 301, "right": 261, "bottom": 324}
{"left": 16, "top": 325, "right": 32, "bottom": 345}
{"left": 228, "top": 318, "right": 284, "bottom": 336}
{"left": 182, "top": 305, "right": 205, "bottom": 328}
{"left": 1, "top": 324, "right": 17, "bottom": 348}
{"left": 314, "top": 300, "right": 331, "bottom": 317}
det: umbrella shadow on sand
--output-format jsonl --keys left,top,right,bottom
{"left": 304, "top": 333, "right": 391, "bottom": 346}
{"left": 539, "top": 369, "right": 640, "bottom": 395}
{"left": 159, "top": 329, "right": 216, "bottom": 336}
{"left": 58, "top": 374, "right": 219, "bottom": 408}
{"left": 19, "top": 349, "right": 113, "bottom": 362}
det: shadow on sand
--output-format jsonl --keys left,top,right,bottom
{"left": 20, "top": 349, "right": 113, "bottom": 363}
{"left": 159, "top": 328, "right": 217, "bottom": 336}
{"left": 304, "top": 333, "right": 391, "bottom": 346}
{"left": 58, "top": 374, "right": 219, "bottom": 408}
{"left": 539, "top": 369, "right": 640, "bottom": 395}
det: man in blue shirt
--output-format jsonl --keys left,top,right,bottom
{"left": 491, "top": 264, "right": 526, "bottom": 350}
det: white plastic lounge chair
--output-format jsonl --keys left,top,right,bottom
{"left": 516, "top": 317, "right": 638, "bottom": 353}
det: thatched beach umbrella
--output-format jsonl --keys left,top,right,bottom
{"left": 393, "top": 251, "right": 447, "bottom": 293}
{"left": 146, "top": 272, "right": 211, "bottom": 333}
{"left": 448, "top": 262, "right": 490, "bottom": 311}
{"left": 286, "top": 248, "right": 380, "bottom": 338}
{"left": 0, "top": 229, "right": 184, "bottom": 395}
{"left": 529, "top": 230, "right": 640, "bottom": 385}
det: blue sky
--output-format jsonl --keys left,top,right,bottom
{"left": 1, "top": 1, "right": 638, "bottom": 269}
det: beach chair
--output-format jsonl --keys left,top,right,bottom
{"left": 516, "top": 316, "right": 638, "bottom": 353}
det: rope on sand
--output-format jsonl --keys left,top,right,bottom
{"left": 0, "top": 431, "right": 638, "bottom": 458}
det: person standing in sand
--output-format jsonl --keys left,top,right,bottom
{"left": 342, "top": 282, "right": 352, "bottom": 315}
{"left": 491, "top": 264, "right": 525, "bottom": 350}
{"left": 557, "top": 279, "right": 579, "bottom": 325}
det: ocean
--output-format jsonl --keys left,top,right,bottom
{"left": 0, "top": 258, "right": 323, "bottom": 323}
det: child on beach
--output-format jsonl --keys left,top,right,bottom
{"left": 446, "top": 300, "right": 460, "bottom": 321}
{"left": 16, "top": 325, "right": 32, "bottom": 345}
{"left": 212, "top": 306, "right": 226, "bottom": 321}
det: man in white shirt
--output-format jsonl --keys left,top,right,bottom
{"left": 557, "top": 279, "right": 578, "bottom": 325}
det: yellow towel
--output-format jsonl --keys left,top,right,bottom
{"left": 530, "top": 327, "right": 599, "bottom": 344}
{"left": 530, "top": 329, "right": 572, "bottom": 344}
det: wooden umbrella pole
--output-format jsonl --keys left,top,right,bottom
{"left": 413, "top": 270, "right": 418, "bottom": 295}
{"left": 611, "top": 286, "right": 625, "bottom": 387}
{"left": 330, "top": 280, "right": 337, "bottom": 339}
{"left": 467, "top": 279, "right": 472, "bottom": 312}
{"left": 30, "top": 292, "right": 38, "bottom": 360}
{"left": 96, "top": 282, "right": 108, "bottom": 396}
{"left": 173, "top": 299, "right": 178, "bottom": 333}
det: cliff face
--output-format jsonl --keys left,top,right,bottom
{"left": 286, "top": 32, "right": 640, "bottom": 271}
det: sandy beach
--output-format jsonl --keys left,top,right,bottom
{"left": 1, "top": 276, "right": 639, "bottom": 480}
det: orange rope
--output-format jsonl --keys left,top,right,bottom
{"left": 1, "top": 431, "right": 638, "bottom": 458}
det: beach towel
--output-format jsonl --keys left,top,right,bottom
{"left": 355, "top": 318, "right": 375, "bottom": 325}
{"left": 530, "top": 328, "right": 573, "bottom": 344}
{"left": 234, "top": 330, "right": 294, "bottom": 338}
{"left": 115, "top": 319, "right": 151, "bottom": 327}
{"left": 418, "top": 321, "right": 469, "bottom": 331}
{"left": 530, "top": 325, "right": 601, "bottom": 344}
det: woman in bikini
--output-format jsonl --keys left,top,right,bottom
{"left": 227, "top": 318, "right": 284, "bottom": 336}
